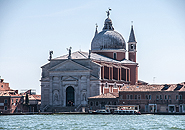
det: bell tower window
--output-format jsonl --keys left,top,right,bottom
{"left": 131, "top": 44, "right": 134, "bottom": 49}
{"left": 113, "top": 52, "right": 117, "bottom": 60}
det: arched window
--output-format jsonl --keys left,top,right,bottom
{"left": 90, "top": 102, "right": 93, "bottom": 106}
{"left": 113, "top": 52, "right": 117, "bottom": 60}
{"left": 66, "top": 86, "right": 75, "bottom": 106}
{"left": 131, "top": 44, "right": 134, "bottom": 49}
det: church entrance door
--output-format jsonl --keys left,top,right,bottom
{"left": 66, "top": 86, "right": 75, "bottom": 106}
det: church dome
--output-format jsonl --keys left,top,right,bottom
{"left": 91, "top": 16, "right": 126, "bottom": 51}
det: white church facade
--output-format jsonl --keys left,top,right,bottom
{"left": 40, "top": 10, "right": 138, "bottom": 112}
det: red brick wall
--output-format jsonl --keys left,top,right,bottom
{"left": 129, "top": 52, "right": 136, "bottom": 62}
{"left": 0, "top": 82, "right": 10, "bottom": 91}
{"left": 124, "top": 65, "right": 137, "bottom": 85}
{"left": 95, "top": 52, "right": 125, "bottom": 61}
{"left": 96, "top": 52, "right": 113, "bottom": 59}
{"left": 119, "top": 91, "right": 185, "bottom": 112}
{"left": 117, "top": 52, "right": 125, "bottom": 61}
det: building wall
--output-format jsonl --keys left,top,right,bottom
{"left": 0, "top": 81, "right": 10, "bottom": 91}
{"left": 0, "top": 96, "right": 25, "bottom": 113}
{"left": 40, "top": 59, "right": 101, "bottom": 111}
{"left": 88, "top": 98, "right": 118, "bottom": 110}
{"left": 129, "top": 52, "right": 136, "bottom": 62}
{"left": 119, "top": 91, "right": 185, "bottom": 113}
{"left": 123, "top": 64, "right": 137, "bottom": 85}
{"left": 95, "top": 51, "right": 125, "bottom": 61}
{"left": 0, "top": 96, "right": 10, "bottom": 113}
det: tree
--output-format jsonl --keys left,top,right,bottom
{"left": 25, "top": 93, "right": 29, "bottom": 105}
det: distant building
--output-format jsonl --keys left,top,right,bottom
{"left": 0, "top": 78, "right": 41, "bottom": 113}
{"left": 0, "top": 78, "right": 24, "bottom": 113}
{"left": 40, "top": 10, "right": 138, "bottom": 112}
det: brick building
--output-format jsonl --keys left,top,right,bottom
{"left": 119, "top": 83, "right": 185, "bottom": 113}
{"left": 0, "top": 78, "right": 41, "bottom": 114}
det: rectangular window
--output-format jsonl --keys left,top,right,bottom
{"left": 4, "top": 99, "right": 7, "bottom": 103}
{"left": 16, "top": 99, "right": 18, "bottom": 103}
{"left": 164, "top": 95, "right": 167, "bottom": 100}
{"left": 138, "top": 95, "right": 141, "bottom": 100}
{"left": 4, "top": 106, "right": 7, "bottom": 110}
{"left": 168, "top": 95, "right": 171, "bottom": 100}
{"left": 156, "top": 95, "right": 159, "bottom": 100}
{"left": 180, "top": 95, "right": 182, "bottom": 100}
{"left": 176, "top": 95, "right": 179, "bottom": 100}
{"left": 130, "top": 95, "right": 133, "bottom": 100}
{"left": 134, "top": 95, "right": 137, "bottom": 100}
{"left": 126, "top": 95, "right": 129, "bottom": 99}
{"left": 12, "top": 99, "right": 14, "bottom": 103}
{"left": 160, "top": 95, "right": 162, "bottom": 100}
{"left": 146, "top": 95, "right": 148, "bottom": 99}
{"left": 149, "top": 95, "right": 151, "bottom": 100}
{"left": 113, "top": 53, "right": 117, "bottom": 60}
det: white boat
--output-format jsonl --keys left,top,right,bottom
{"left": 89, "top": 109, "right": 111, "bottom": 114}
{"left": 114, "top": 109, "right": 141, "bottom": 115}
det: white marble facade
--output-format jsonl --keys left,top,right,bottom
{"left": 40, "top": 58, "right": 101, "bottom": 110}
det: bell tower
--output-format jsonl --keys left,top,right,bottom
{"left": 128, "top": 24, "right": 137, "bottom": 62}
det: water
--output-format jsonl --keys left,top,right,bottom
{"left": 0, "top": 114, "right": 185, "bottom": 130}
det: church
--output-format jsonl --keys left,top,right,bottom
{"left": 40, "top": 10, "right": 138, "bottom": 112}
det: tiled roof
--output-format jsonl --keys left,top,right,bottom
{"left": 0, "top": 91, "right": 21, "bottom": 96}
{"left": 54, "top": 51, "right": 137, "bottom": 64}
{"left": 28, "top": 95, "right": 41, "bottom": 100}
{"left": 120, "top": 83, "right": 185, "bottom": 92}
{"left": 88, "top": 92, "right": 118, "bottom": 99}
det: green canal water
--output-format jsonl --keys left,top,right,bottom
{"left": 1, "top": 114, "right": 185, "bottom": 129}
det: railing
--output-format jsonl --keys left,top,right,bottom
{"left": 75, "top": 104, "right": 82, "bottom": 112}
{"left": 42, "top": 105, "right": 49, "bottom": 111}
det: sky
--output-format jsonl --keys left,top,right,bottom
{"left": 0, "top": 0, "right": 185, "bottom": 94}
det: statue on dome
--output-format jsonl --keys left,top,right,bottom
{"left": 106, "top": 8, "right": 111, "bottom": 18}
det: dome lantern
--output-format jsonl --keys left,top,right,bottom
{"left": 91, "top": 9, "right": 126, "bottom": 51}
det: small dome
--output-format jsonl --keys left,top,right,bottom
{"left": 91, "top": 30, "right": 126, "bottom": 50}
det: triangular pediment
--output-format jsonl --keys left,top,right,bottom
{"left": 63, "top": 76, "right": 78, "bottom": 81}
{"left": 49, "top": 60, "right": 91, "bottom": 72}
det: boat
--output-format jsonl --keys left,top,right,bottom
{"left": 113, "top": 109, "right": 141, "bottom": 115}
{"left": 89, "top": 109, "right": 111, "bottom": 114}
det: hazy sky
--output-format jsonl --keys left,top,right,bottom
{"left": 0, "top": 0, "right": 185, "bottom": 94}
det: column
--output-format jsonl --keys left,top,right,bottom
{"left": 118, "top": 68, "right": 119, "bottom": 80}
{"left": 109, "top": 67, "right": 110, "bottom": 80}
{"left": 49, "top": 76, "right": 53, "bottom": 106}
{"left": 126, "top": 69, "right": 127, "bottom": 81}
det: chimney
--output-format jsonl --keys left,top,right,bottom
{"left": 1, "top": 79, "right": 4, "bottom": 83}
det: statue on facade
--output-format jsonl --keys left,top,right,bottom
{"left": 53, "top": 90, "right": 59, "bottom": 105}
{"left": 49, "top": 51, "right": 53, "bottom": 60}
{"left": 67, "top": 47, "right": 72, "bottom": 59}
{"left": 83, "top": 93, "right": 86, "bottom": 101}
{"left": 88, "top": 50, "right": 91, "bottom": 59}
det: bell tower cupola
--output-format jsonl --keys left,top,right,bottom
{"left": 128, "top": 23, "right": 137, "bottom": 62}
